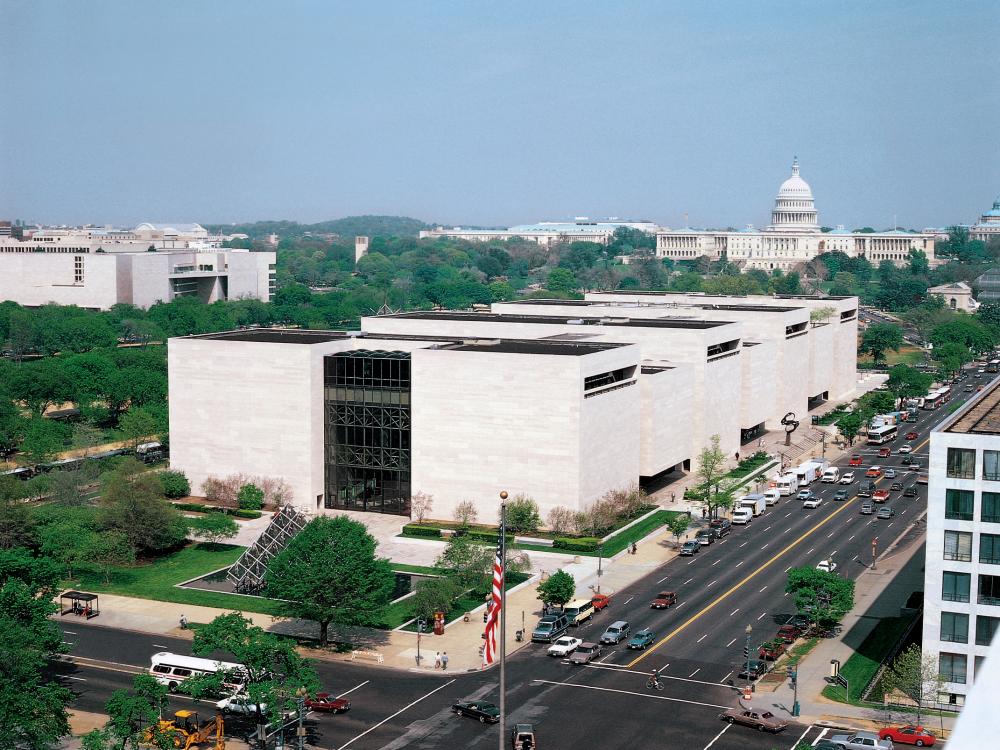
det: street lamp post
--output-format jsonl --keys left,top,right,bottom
{"left": 294, "top": 686, "right": 308, "bottom": 750}
{"left": 744, "top": 624, "right": 753, "bottom": 692}
{"left": 872, "top": 536, "right": 879, "bottom": 570}
{"left": 597, "top": 543, "right": 604, "bottom": 593}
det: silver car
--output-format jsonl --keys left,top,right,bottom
{"left": 828, "top": 730, "right": 892, "bottom": 749}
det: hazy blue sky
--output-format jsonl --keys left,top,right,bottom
{"left": 2, "top": 1, "right": 997, "bottom": 229}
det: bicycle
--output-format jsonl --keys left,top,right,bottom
{"left": 646, "top": 674, "right": 664, "bottom": 691}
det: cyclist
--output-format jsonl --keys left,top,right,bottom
{"left": 646, "top": 667, "right": 664, "bottom": 690}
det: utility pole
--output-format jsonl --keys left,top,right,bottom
{"left": 498, "top": 491, "right": 508, "bottom": 750}
{"left": 744, "top": 624, "right": 753, "bottom": 692}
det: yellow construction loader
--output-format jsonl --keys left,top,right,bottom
{"left": 143, "top": 710, "right": 225, "bottom": 750}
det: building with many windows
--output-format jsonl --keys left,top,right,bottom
{"left": 419, "top": 219, "right": 661, "bottom": 247}
{"left": 970, "top": 196, "right": 1000, "bottom": 244}
{"left": 168, "top": 292, "right": 858, "bottom": 524}
{"left": 923, "top": 380, "right": 1000, "bottom": 707}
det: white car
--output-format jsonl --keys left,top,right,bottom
{"left": 803, "top": 496, "right": 823, "bottom": 509}
{"left": 839, "top": 472, "right": 855, "bottom": 484}
{"left": 816, "top": 559, "right": 838, "bottom": 573}
{"left": 898, "top": 444, "right": 913, "bottom": 454}
{"left": 216, "top": 696, "right": 267, "bottom": 716}
{"left": 547, "top": 636, "right": 582, "bottom": 657}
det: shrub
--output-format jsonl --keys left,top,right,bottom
{"left": 159, "top": 470, "right": 191, "bottom": 499}
{"left": 202, "top": 473, "right": 291, "bottom": 508}
{"left": 401, "top": 524, "right": 442, "bottom": 539}
{"left": 506, "top": 494, "right": 541, "bottom": 534}
{"left": 174, "top": 502, "right": 210, "bottom": 513}
{"left": 546, "top": 506, "right": 577, "bottom": 535}
{"left": 232, "top": 509, "right": 262, "bottom": 519}
{"left": 410, "top": 492, "right": 433, "bottom": 524}
{"left": 553, "top": 537, "right": 602, "bottom": 552}
{"left": 237, "top": 483, "right": 264, "bottom": 511}
{"left": 465, "top": 529, "right": 514, "bottom": 545}
{"left": 452, "top": 500, "right": 478, "bottom": 528}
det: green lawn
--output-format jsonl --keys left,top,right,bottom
{"left": 858, "top": 345, "right": 925, "bottom": 368}
{"left": 821, "top": 616, "right": 914, "bottom": 703}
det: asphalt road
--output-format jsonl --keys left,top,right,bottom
{"left": 61, "top": 385, "right": 975, "bottom": 749}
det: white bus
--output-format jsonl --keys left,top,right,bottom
{"left": 866, "top": 424, "right": 898, "bottom": 445}
{"left": 149, "top": 651, "right": 246, "bottom": 692}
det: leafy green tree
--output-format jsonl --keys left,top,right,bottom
{"left": 434, "top": 534, "right": 494, "bottom": 592}
{"left": 829, "top": 271, "right": 857, "bottom": 296}
{"left": 100, "top": 462, "right": 188, "bottom": 555}
{"left": 158, "top": 470, "right": 191, "bottom": 499}
{"left": 80, "top": 674, "right": 174, "bottom": 750}
{"left": 537, "top": 569, "right": 576, "bottom": 608}
{"left": 0, "top": 487, "right": 36, "bottom": 550}
{"left": 856, "top": 390, "right": 898, "bottom": 427}
{"left": 118, "top": 406, "right": 159, "bottom": 450}
{"left": 187, "top": 612, "right": 319, "bottom": 747}
{"left": 859, "top": 322, "right": 904, "bottom": 363}
{"left": 908, "top": 248, "right": 930, "bottom": 277}
{"left": 87, "top": 530, "right": 135, "bottom": 584}
{"left": 188, "top": 513, "right": 239, "bottom": 548}
{"left": 19, "top": 418, "right": 68, "bottom": 466}
{"left": 265, "top": 516, "right": 395, "bottom": 644}
{"left": 6, "top": 358, "right": 72, "bottom": 417}
{"left": 930, "top": 318, "right": 994, "bottom": 356}
{"left": 769, "top": 271, "right": 801, "bottom": 295}
{"left": 667, "top": 514, "right": 691, "bottom": 546}
{"left": 488, "top": 280, "right": 515, "bottom": 302}
{"left": 785, "top": 566, "right": 855, "bottom": 626}
{"left": 237, "top": 483, "right": 265, "bottom": 510}
{"left": 880, "top": 643, "right": 943, "bottom": 726}
{"left": 411, "top": 577, "right": 460, "bottom": 622}
{"left": 546, "top": 268, "right": 578, "bottom": 296}
{"left": 977, "top": 303, "right": 1000, "bottom": 338}
{"left": 47, "top": 469, "right": 87, "bottom": 507}
{"left": 0, "top": 391, "right": 27, "bottom": 455}
{"left": 836, "top": 411, "right": 864, "bottom": 447}
{"left": 886, "top": 365, "right": 933, "bottom": 400}
{"left": 506, "top": 494, "right": 541, "bottom": 534}
{"left": 932, "top": 341, "right": 973, "bottom": 377}
{"left": 39, "top": 523, "right": 97, "bottom": 580}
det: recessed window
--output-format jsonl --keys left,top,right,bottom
{"left": 947, "top": 448, "right": 976, "bottom": 479}
{"left": 944, "top": 531, "right": 973, "bottom": 562}
{"left": 979, "top": 574, "right": 1000, "bottom": 606}
{"left": 985, "top": 451, "right": 1000, "bottom": 481}
{"left": 975, "top": 615, "right": 1000, "bottom": 646}
{"left": 940, "top": 612, "right": 969, "bottom": 644}
{"left": 943, "top": 571, "right": 971, "bottom": 603}
{"left": 981, "top": 534, "right": 1000, "bottom": 565}
{"left": 939, "top": 652, "right": 967, "bottom": 684}
{"left": 945, "top": 489, "right": 974, "bottom": 521}
{"left": 983, "top": 492, "right": 1000, "bottom": 523}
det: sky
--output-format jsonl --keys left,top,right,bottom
{"left": 1, "top": 0, "right": 998, "bottom": 230}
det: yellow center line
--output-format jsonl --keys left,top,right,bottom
{"left": 626, "top": 432, "right": 931, "bottom": 669}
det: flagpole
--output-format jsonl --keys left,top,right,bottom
{"left": 499, "top": 490, "right": 508, "bottom": 750}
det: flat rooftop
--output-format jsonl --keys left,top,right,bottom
{"left": 380, "top": 310, "right": 729, "bottom": 330}
{"left": 508, "top": 298, "right": 799, "bottom": 313}
{"left": 946, "top": 379, "right": 1000, "bottom": 435}
{"left": 446, "top": 339, "right": 627, "bottom": 356}
{"left": 190, "top": 329, "right": 351, "bottom": 344}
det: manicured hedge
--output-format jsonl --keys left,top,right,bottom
{"left": 173, "top": 502, "right": 261, "bottom": 520}
{"left": 465, "top": 530, "right": 514, "bottom": 545}
{"left": 553, "top": 536, "right": 602, "bottom": 552}
{"left": 232, "top": 509, "right": 262, "bottom": 519}
{"left": 401, "top": 524, "right": 442, "bottom": 538}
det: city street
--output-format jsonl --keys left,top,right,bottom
{"left": 59, "top": 394, "right": 949, "bottom": 749}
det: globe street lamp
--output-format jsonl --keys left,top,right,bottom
{"left": 294, "top": 686, "right": 308, "bottom": 750}
{"left": 744, "top": 624, "right": 753, "bottom": 692}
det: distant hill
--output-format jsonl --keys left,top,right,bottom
{"left": 203, "top": 215, "right": 431, "bottom": 239}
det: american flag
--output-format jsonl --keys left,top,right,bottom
{"left": 483, "top": 532, "right": 504, "bottom": 666}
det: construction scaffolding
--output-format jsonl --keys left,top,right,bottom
{"left": 227, "top": 505, "right": 310, "bottom": 594}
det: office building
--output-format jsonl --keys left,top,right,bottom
{"left": 420, "top": 219, "right": 661, "bottom": 247}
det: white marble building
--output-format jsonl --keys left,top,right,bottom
{"left": 923, "top": 380, "right": 1000, "bottom": 708}
{"left": 970, "top": 196, "right": 1000, "bottom": 243}
{"left": 656, "top": 159, "right": 937, "bottom": 270}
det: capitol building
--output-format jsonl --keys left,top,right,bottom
{"left": 656, "top": 158, "right": 937, "bottom": 270}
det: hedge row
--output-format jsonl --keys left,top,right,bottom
{"left": 173, "top": 502, "right": 262, "bottom": 520}
{"left": 401, "top": 524, "right": 442, "bottom": 538}
{"left": 552, "top": 536, "right": 602, "bottom": 552}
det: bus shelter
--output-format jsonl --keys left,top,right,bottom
{"left": 60, "top": 590, "right": 100, "bottom": 619}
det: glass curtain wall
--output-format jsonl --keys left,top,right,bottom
{"left": 324, "top": 350, "right": 411, "bottom": 515}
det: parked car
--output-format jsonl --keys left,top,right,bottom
{"left": 776, "top": 624, "right": 801, "bottom": 643}
{"left": 758, "top": 640, "right": 786, "bottom": 660}
{"left": 860, "top": 502, "right": 874, "bottom": 515}
{"left": 719, "top": 707, "right": 788, "bottom": 733}
{"left": 898, "top": 444, "right": 913, "bottom": 454}
{"left": 216, "top": 696, "right": 267, "bottom": 716}
{"left": 627, "top": 628, "right": 655, "bottom": 650}
{"left": 650, "top": 591, "right": 677, "bottom": 609}
{"left": 591, "top": 593, "right": 612, "bottom": 611}
{"left": 878, "top": 447, "right": 891, "bottom": 458}
{"left": 903, "top": 485, "right": 918, "bottom": 498}
{"left": 568, "top": 641, "right": 603, "bottom": 665}
{"left": 816, "top": 559, "right": 838, "bottom": 573}
{"left": 600, "top": 620, "right": 630, "bottom": 644}
{"left": 803, "top": 496, "right": 823, "bottom": 508}
{"left": 737, "top": 659, "right": 769, "bottom": 679}
{"left": 839, "top": 471, "right": 856, "bottom": 484}
{"left": 695, "top": 529, "right": 714, "bottom": 546}
{"left": 849, "top": 455, "right": 863, "bottom": 466}
{"left": 873, "top": 489, "right": 890, "bottom": 503}
{"left": 901, "top": 454, "right": 913, "bottom": 465}
{"left": 890, "top": 482, "right": 903, "bottom": 491}
{"left": 547, "top": 635, "right": 582, "bottom": 657}
{"left": 877, "top": 506, "right": 895, "bottom": 519}
{"left": 834, "top": 489, "right": 849, "bottom": 501}
{"left": 787, "top": 614, "right": 810, "bottom": 629}
{"left": 709, "top": 518, "right": 732, "bottom": 537}
{"left": 680, "top": 540, "right": 701, "bottom": 556}
{"left": 885, "top": 468, "right": 896, "bottom": 478}
{"left": 452, "top": 700, "right": 500, "bottom": 724}
{"left": 304, "top": 693, "right": 351, "bottom": 714}
{"left": 828, "top": 730, "right": 892, "bottom": 749}
{"left": 865, "top": 466, "right": 883, "bottom": 478}
{"left": 878, "top": 724, "right": 935, "bottom": 746}
{"left": 905, "top": 431, "right": 918, "bottom": 440}
{"left": 796, "top": 489, "right": 814, "bottom": 501}
{"left": 531, "top": 613, "right": 569, "bottom": 643}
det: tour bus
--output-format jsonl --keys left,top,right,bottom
{"left": 866, "top": 424, "right": 898, "bottom": 445}
{"left": 772, "top": 473, "right": 799, "bottom": 496}
{"left": 989, "top": 360, "right": 1000, "bottom": 374}
{"left": 149, "top": 652, "right": 246, "bottom": 692}
{"left": 922, "top": 387, "right": 951, "bottom": 410}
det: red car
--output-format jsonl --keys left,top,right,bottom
{"left": 905, "top": 431, "right": 918, "bottom": 440}
{"left": 878, "top": 447, "right": 891, "bottom": 457}
{"left": 775, "top": 624, "right": 801, "bottom": 643}
{"left": 650, "top": 591, "right": 677, "bottom": 609}
{"left": 758, "top": 640, "right": 786, "bottom": 661}
{"left": 865, "top": 466, "right": 883, "bottom": 478}
{"left": 872, "top": 489, "right": 890, "bottom": 503}
{"left": 304, "top": 693, "right": 351, "bottom": 714}
{"left": 591, "top": 593, "right": 611, "bottom": 611}
{"left": 878, "top": 725, "right": 935, "bottom": 746}
{"left": 849, "top": 455, "right": 863, "bottom": 466}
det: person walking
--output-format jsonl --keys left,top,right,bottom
{"left": 670, "top": 491, "right": 676, "bottom": 504}
{"left": 630, "top": 542, "right": 637, "bottom": 555}
{"left": 179, "top": 614, "right": 188, "bottom": 630}
{"left": 434, "top": 651, "right": 441, "bottom": 669}
{"left": 441, "top": 652, "right": 449, "bottom": 670}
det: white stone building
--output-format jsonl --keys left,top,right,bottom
{"left": 970, "top": 196, "right": 1000, "bottom": 244}
{"left": 929, "top": 281, "right": 979, "bottom": 312}
{"left": 0, "top": 223, "right": 276, "bottom": 309}
{"left": 420, "top": 219, "right": 661, "bottom": 247}
{"left": 168, "top": 292, "right": 857, "bottom": 525}
{"left": 656, "top": 159, "right": 937, "bottom": 270}
{"left": 923, "top": 381, "right": 1000, "bottom": 708}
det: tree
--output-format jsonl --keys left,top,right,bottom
{"left": 19, "top": 418, "right": 67, "bottom": 466}
{"left": 410, "top": 491, "right": 433, "bottom": 523}
{"left": 667, "top": 514, "right": 690, "bottom": 546}
{"left": 237, "top": 483, "right": 264, "bottom": 511}
{"left": 881, "top": 643, "right": 943, "bottom": 726}
{"left": 930, "top": 318, "right": 995, "bottom": 356}
{"left": 886, "top": 365, "right": 933, "bottom": 401}
{"left": 908, "top": 248, "right": 930, "bottom": 277}
{"left": 87, "top": 531, "right": 135, "bottom": 584}
{"left": 856, "top": 390, "right": 898, "bottom": 429}
{"left": 537, "top": 569, "right": 576, "bottom": 608}
{"left": 452, "top": 500, "right": 478, "bottom": 528}
{"left": 546, "top": 506, "right": 576, "bottom": 535}
{"left": 434, "top": 534, "right": 494, "bottom": 592}
{"left": 859, "top": 323, "right": 904, "bottom": 363}
{"left": 188, "top": 512, "right": 239, "bottom": 548}
{"left": 0, "top": 553, "right": 73, "bottom": 750}
{"left": 785, "top": 566, "right": 855, "bottom": 626}
{"left": 100, "top": 462, "right": 188, "bottom": 555}
{"left": 47, "top": 468, "right": 88, "bottom": 507}
{"left": 0, "top": 487, "right": 36, "bottom": 550}
{"left": 695, "top": 434, "right": 732, "bottom": 517}
{"left": 932, "top": 341, "right": 973, "bottom": 377}
{"left": 411, "top": 577, "right": 460, "bottom": 623}
{"left": 118, "top": 406, "right": 159, "bottom": 450}
{"left": 39, "top": 523, "right": 97, "bottom": 580}
{"left": 158, "top": 470, "right": 191, "bottom": 499}
{"left": 836, "top": 411, "right": 864, "bottom": 447}
{"left": 506, "top": 494, "right": 541, "bottom": 534}
{"left": 265, "top": 516, "right": 395, "bottom": 644}
{"left": 187, "top": 613, "right": 319, "bottom": 748}
{"left": 546, "top": 268, "right": 578, "bottom": 296}
{"left": 0, "top": 391, "right": 27, "bottom": 455}
{"left": 80, "top": 674, "right": 173, "bottom": 750}
{"left": 809, "top": 306, "right": 837, "bottom": 324}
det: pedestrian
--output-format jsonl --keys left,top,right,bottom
{"left": 441, "top": 652, "right": 449, "bottom": 670}
{"left": 630, "top": 542, "right": 637, "bottom": 555}
{"left": 434, "top": 651, "right": 441, "bottom": 669}
{"left": 735, "top": 451, "right": 741, "bottom": 462}
{"left": 179, "top": 614, "right": 188, "bottom": 630}
{"left": 670, "top": 491, "right": 676, "bottom": 504}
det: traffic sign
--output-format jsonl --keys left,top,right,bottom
{"left": 742, "top": 685, "right": 752, "bottom": 701}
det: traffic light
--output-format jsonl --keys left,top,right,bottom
{"left": 743, "top": 644, "right": 750, "bottom": 659}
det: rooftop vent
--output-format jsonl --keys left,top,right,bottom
{"left": 461, "top": 338, "right": 501, "bottom": 346}
{"left": 567, "top": 319, "right": 585, "bottom": 325}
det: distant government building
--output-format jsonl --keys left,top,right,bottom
{"left": 422, "top": 159, "right": 940, "bottom": 271}
{"left": 0, "top": 223, "right": 275, "bottom": 310}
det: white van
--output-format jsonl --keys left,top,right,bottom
{"left": 763, "top": 488, "right": 781, "bottom": 506}
{"left": 821, "top": 467, "right": 840, "bottom": 483}
{"left": 774, "top": 474, "right": 799, "bottom": 496}
{"left": 563, "top": 598, "right": 595, "bottom": 626}
{"left": 731, "top": 507, "right": 753, "bottom": 524}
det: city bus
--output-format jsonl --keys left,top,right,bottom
{"left": 922, "top": 387, "right": 950, "bottom": 410}
{"left": 148, "top": 652, "right": 246, "bottom": 693}
{"left": 989, "top": 360, "right": 1000, "bottom": 374}
{"left": 866, "top": 424, "right": 898, "bottom": 445}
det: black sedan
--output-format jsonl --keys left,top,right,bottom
{"left": 738, "top": 659, "right": 770, "bottom": 679}
{"left": 453, "top": 700, "right": 500, "bottom": 724}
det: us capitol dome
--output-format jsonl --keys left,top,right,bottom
{"left": 766, "top": 157, "right": 819, "bottom": 233}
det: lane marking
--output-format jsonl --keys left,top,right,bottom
{"left": 759, "top": 586, "right": 767, "bottom": 593}
{"left": 729, "top": 609, "right": 739, "bottom": 617}
{"left": 707, "top": 580, "right": 718, "bottom": 588}
{"left": 337, "top": 679, "right": 456, "bottom": 750}
{"left": 675, "top": 601, "right": 686, "bottom": 609}
{"left": 704, "top": 722, "right": 732, "bottom": 749}
{"left": 831, "top": 549, "right": 838, "bottom": 556}
{"left": 153, "top": 644, "right": 170, "bottom": 649}
{"left": 531, "top": 679, "right": 729, "bottom": 710}
{"left": 62, "top": 631, "right": 77, "bottom": 635}
{"left": 791, "top": 724, "right": 815, "bottom": 749}
{"left": 725, "top": 637, "right": 737, "bottom": 648}
{"left": 688, "top": 668, "right": 701, "bottom": 678}
{"left": 739, "top": 542, "right": 748, "bottom": 548}
{"left": 624, "top": 596, "right": 634, "bottom": 605}
{"left": 657, "top": 576, "right": 670, "bottom": 584}
{"left": 783, "top": 527, "right": 791, "bottom": 534}
{"left": 806, "top": 547, "right": 814, "bottom": 555}
{"left": 784, "top": 512, "right": 792, "bottom": 518}
{"left": 761, "top": 543, "right": 770, "bottom": 550}
{"left": 683, "top": 578, "right": 693, "bottom": 585}
{"left": 719, "top": 670, "right": 733, "bottom": 683}
{"left": 712, "top": 559, "right": 721, "bottom": 566}
{"left": 784, "top": 566, "right": 791, "bottom": 573}
{"left": 66, "top": 676, "right": 87, "bottom": 682}
{"left": 697, "top": 634, "right": 708, "bottom": 643}
{"left": 757, "top": 612, "right": 767, "bottom": 621}
{"left": 336, "top": 680, "right": 369, "bottom": 698}
{"left": 764, "top": 526, "right": 772, "bottom": 532}
{"left": 735, "top": 561, "right": 744, "bottom": 568}
{"left": 848, "top": 534, "right": 855, "bottom": 541}
{"left": 827, "top": 531, "right": 835, "bottom": 538}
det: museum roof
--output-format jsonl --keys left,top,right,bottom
{"left": 381, "top": 310, "right": 729, "bottom": 329}
{"left": 191, "top": 328, "right": 351, "bottom": 344}
{"left": 446, "top": 339, "right": 626, "bottom": 356}
{"left": 944, "top": 379, "right": 1000, "bottom": 436}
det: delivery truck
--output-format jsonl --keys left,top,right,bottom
{"left": 737, "top": 493, "right": 766, "bottom": 517}
{"left": 821, "top": 466, "right": 840, "bottom": 483}
{"left": 794, "top": 460, "right": 828, "bottom": 486}
{"left": 773, "top": 473, "right": 799, "bottom": 496}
